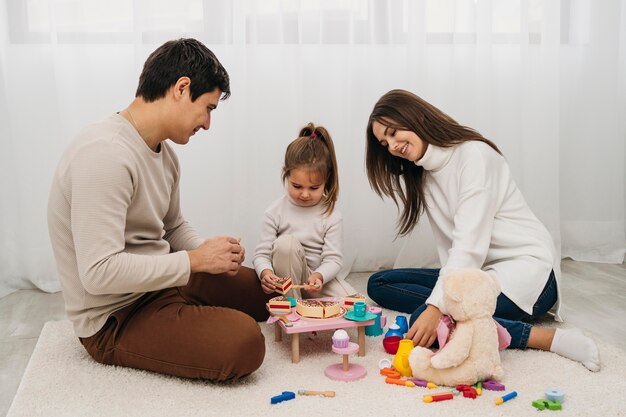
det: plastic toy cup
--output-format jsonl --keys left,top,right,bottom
{"left": 382, "top": 335, "right": 402, "bottom": 354}
{"left": 378, "top": 358, "right": 392, "bottom": 369}
{"left": 354, "top": 301, "right": 366, "bottom": 317}
{"left": 365, "top": 306, "right": 383, "bottom": 337}
{"left": 395, "top": 315, "right": 409, "bottom": 333}
{"left": 384, "top": 323, "right": 404, "bottom": 339}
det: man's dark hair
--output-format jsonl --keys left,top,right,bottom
{"left": 136, "top": 38, "right": 230, "bottom": 102}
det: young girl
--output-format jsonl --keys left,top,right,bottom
{"left": 365, "top": 89, "right": 600, "bottom": 372}
{"left": 253, "top": 123, "right": 355, "bottom": 299}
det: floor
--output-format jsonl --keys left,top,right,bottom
{"left": 0, "top": 259, "right": 624, "bottom": 416}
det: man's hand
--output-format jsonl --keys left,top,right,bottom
{"left": 187, "top": 236, "right": 244, "bottom": 276}
{"left": 406, "top": 304, "right": 442, "bottom": 347}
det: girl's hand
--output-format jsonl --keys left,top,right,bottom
{"left": 260, "top": 269, "right": 280, "bottom": 294}
{"left": 304, "top": 274, "right": 323, "bottom": 294}
{"left": 406, "top": 305, "right": 442, "bottom": 348}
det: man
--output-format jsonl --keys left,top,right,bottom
{"left": 48, "top": 38, "right": 271, "bottom": 381}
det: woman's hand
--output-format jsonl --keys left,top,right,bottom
{"left": 406, "top": 304, "right": 442, "bottom": 347}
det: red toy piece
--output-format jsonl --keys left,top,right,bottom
{"left": 423, "top": 392, "right": 454, "bottom": 403}
{"left": 456, "top": 384, "right": 477, "bottom": 399}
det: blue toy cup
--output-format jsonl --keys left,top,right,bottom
{"left": 354, "top": 301, "right": 367, "bottom": 317}
{"left": 365, "top": 306, "right": 383, "bottom": 337}
{"left": 384, "top": 323, "right": 404, "bottom": 339}
{"left": 395, "top": 315, "right": 409, "bottom": 333}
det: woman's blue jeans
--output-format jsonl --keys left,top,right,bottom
{"left": 367, "top": 268, "right": 557, "bottom": 349}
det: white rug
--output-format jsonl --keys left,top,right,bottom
{"left": 8, "top": 319, "right": 624, "bottom": 417}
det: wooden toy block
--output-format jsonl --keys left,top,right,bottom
{"left": 343, "top": 293, "right": 366, "bottom": 310}
{"left": 274, "top": 277, "right": 293, "bottom": 294}
{"left": 268, "top": 296, "right": 292, "bottom": 314}
{"left": 296, "top": 299, "right": 340, "bottom": 318}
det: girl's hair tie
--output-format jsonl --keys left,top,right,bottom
{"left": 310, "top": 132, "right": 317, "bottom": 138}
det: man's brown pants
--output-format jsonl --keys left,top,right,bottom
{"left": 80, "top": 267, "right": 273, "bottom": 381}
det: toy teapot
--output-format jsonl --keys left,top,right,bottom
{"left": 392, "top": 339, "right": 414, "bottom": 377}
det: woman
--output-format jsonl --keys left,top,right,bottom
{"left": 365, "top": 89, "right": 599, "bottom": 371}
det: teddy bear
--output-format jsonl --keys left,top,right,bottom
{"left": 408, "top": 269, "right": 505, "bottom": 386}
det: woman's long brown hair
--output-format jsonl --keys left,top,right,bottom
{"left": 366, "top": 89, "right": 501, "bottom": 236}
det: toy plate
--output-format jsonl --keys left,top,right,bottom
{"left": 344, "top": 310, "right": 377, "bottom": 322}
{"left": 296, "top": 306, "right": 347, "bottom": 322}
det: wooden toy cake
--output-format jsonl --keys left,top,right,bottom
{"left": 274, "top": 277, "right": 293, "bottom": 295}
{"left": 343, "top": 293, "right": 366, "bottom": 310}
{"left": 268, "top": 296, "right": 292, "bottom": 314}
{"left": 296, "top": 299, "right": 341, "bottom": 318}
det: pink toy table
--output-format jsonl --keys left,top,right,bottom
{"left": 269, "top": 307, "right": 375, "bottom": 363}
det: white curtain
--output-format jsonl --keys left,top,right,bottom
{"left": 1, "top": 0, "right": 624, "bottom": 299}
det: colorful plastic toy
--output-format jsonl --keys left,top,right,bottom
{"left": 384, "top": 323, "right": 404, "bottom": 339}
{"left": 325, "top": 340, "right": 367, "bottom": 381}
{"left": 385, "top": 377, "right": 416, "bottom": 387}
{"left": 532, "top": 388, "right": 564, "bottom": 411}
{"left": 344, "top": 308, "right": 377, "bottom": 322}
{"left": 271, "top": 391, "right": 296, "bottom": 404}
{"left": 423, "top": 392, "right": 454, "bottom": 403}
{"left": 395, "top": 315, "right": 409, "bottom": 333}
{"left": 475, "top": 381, "right": 483, "bottom": 395}
{"left": 378, "top": 358, "right": 392, "bottom": 369}
{"left": 456, "top": 384, "right": 477, "bottom": 399}
{"left": 495, "top": 391, "right": 518, "bottom": 405}
{"left": 532, "top": 399, "right": 562, "bottom": 411}
{"left": 546, "top": 400, "right": 562, "bottom": 411}
{"left": 545, "top": 388, "right": 564, "bottom": 403}
{"left": 380, "top": 367, "right": 401, "bottom": 378}
{"left": 392, "top": 339, "right": 414, "bottom": 377}
{"left": 365, "top": 306, "right": 384, "bottom": 336}
{"left": 407, "top": 378, "right": 437, "bottom": 389}
{"left": 482, "top": 379, "right": 505, "bottom": 391}
{"left": 382, "top": 335, "right": 402, "bottom": 354}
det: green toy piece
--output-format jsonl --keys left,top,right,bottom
{"left": 531, "top": 399, "right": 562, "bottom": 411}
{"left": 547, "top": 400, "right": 562, "bottom": 410}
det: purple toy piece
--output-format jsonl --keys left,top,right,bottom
{"left": 407, "top": 378, "right": 429, "bottom": 387}
{"left": 482, "top": 379, "right": 505, "bottom": 391}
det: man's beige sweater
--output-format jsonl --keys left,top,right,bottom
{"left": 47, "top": 114, "right": 203, "bottom": 337}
